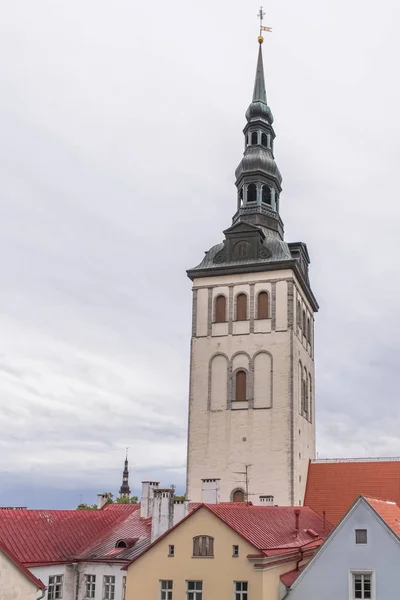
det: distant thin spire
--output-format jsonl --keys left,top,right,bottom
{"left": 119, "top": 450, "right": 131, "bottom": 498}
{"left": 252, "top": 42, "right": 267, "bottom": 104}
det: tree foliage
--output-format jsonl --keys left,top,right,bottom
{"left": 76, "top": 493, "right": 138, "bottom": 509}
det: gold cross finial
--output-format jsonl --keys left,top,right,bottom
{"left": 257, "top": 6, "right": 272, "bottom": 43}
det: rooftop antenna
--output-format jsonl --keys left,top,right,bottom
{"left": 234, "top": 464, "right": 252, "bottom": 503}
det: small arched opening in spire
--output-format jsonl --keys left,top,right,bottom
{"left": 251, "top": 131, "right": 258, "bottom": 145}
{"left": 262, "top": 185, "right": 272, "bottom": 205}
{"left": 247, "top": 184, "right": 257, "bottom": 204}
{"left": 261, "top": 132, "right": 268, "bottom": 147}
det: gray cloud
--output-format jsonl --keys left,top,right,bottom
{"left": 0, "top": 0, "right": 400, "bottom": 507}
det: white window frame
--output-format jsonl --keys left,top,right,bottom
{"left": 186, "top": 580, "right": 203, "bottom": 600}
{"left": 48, "top": 575, "right": 64, "bottom": 599}
{"left": 160, "top": 580, "right": 173, "bottom": 600}
{"left": 122, "top": 576, "right": 127, "bottom": 600}
{"left": 234, "top": 581, "right": 248, "bottom": 600}
{"left": 103, "top": 575, "right": 116, "bottom": 600}
{"left": 84, "top": 574, "right": 96, "bottom": 599}
{"left": 349, "top": 571, "right": 375, "bottom": 600}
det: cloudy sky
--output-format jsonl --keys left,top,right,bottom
{"left": 0, "top": 0, "right": 400, "bottom": 509}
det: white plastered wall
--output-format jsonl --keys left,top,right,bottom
{"left": 0, "top": 550, "right": 40, "bottom": 600}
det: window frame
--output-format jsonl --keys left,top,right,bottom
{"left": 103, "top": 575, "right": 116, "bottom": 600}
{"left": 47, "top": 575, "right": 64, "bottom": 600}
{"left": 234, "top": 369, "right": 247, "bottom": 402}
{"left": 214, "top": 294, "right": 227, "bottom": 323}
{"left": 256, "top": 291, "right": 269, "bottom": 319}
{"left": 84, "top": 574, "right": 96, "bottom": 599}
{"left": 160, "top": 580, "right": 173, "bottom": 600}
{"left": 235, "top": 293, "right": 248, "bottom": 321}
{"left": 350, "top": 571, "right": 374, "bottom": 600}
{"left": 232, "top": 544, "right": 239, "bottom": 557}
{"left": 168, "top": 544, "right": 175, "bottom": 557}
{"left": 192, "top": 536, "right": 214, "bottom": 557}
{"left": 186, "top": 580, "right": 203, "bottom": 600}
{"left": 355, "top": 529, "right": 368, "bottom": 544}
{"left": 234, "top": 581, "right": 248, "bottom": 600}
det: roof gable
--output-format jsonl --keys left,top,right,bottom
{"left": 0, "top": 544, "right": 45, "bottom": 590}
{"left": 288, "top": 495, "right": 400, "bottom": 593}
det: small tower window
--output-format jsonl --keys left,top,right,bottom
{"left": 297, "top": 301, "right": 301, "bottom": 329}
{"left": 307, "top": 317, "right": 311, "bottom": 341}
{"left": 215, "top": 295, "right": 226, "bottom": 323}
{"left": 239, "top": 187, "right": 243, "bottom": 205}
{"left": 302, "top": 310, "right": 306, "bottom": 332}
{"left": 236, "top": 293, "right": 247, "bottom": 321}
{"left": 232, "top": 489, "right": 245, "bottom": 502}
{"left": 262, "top": 185, "right": 272, "bottom": 205}
{"left": 247, "top": 183, "right": 257, "bottom": 203}
{"left": 234, "top": 241, "right": 249, "bottom": 259}
{"left": 235, "top": 370, "right": 247, "bottom": 401}
{"left": 257, "top": 292, "right": 269, "bottom": 319}
{"left": 261, "top": 132, "right": 268, "bottom": 147}
{"left": 251, "top": 131, "right": 258, "bottom": 145}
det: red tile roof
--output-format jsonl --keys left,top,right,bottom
{"left": 366, "top": 497, "right": 400, "bottom": 537}
{"left": 304, "top": 458, "right": 400, "bottom": 525}
{"left": 0, "top": 505, "right": 142, "bottom": 567}
{"left": 125, "top": 502, "right": 331, "bottom": 569}
{"left": 0, "top": 543, "right": 46, "bottom": 590}
{"left": 280, "top": 564, "right": 306, "bottom": 587}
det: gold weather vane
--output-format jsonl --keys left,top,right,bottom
{"left": 257, "top": 6, "right": 272, "bottom": 43}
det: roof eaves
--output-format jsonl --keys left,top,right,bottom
{"left": 0, "top": 544, "right": 46, "bottom": 590}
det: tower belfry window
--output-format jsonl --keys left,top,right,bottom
{"left": 262, "top": 185, "right": 272, "bottom": 205}
{"left": 247, "top": 184, "right": 257, "bottom": 203}
{"left": 257, "top": 292, "right": 269, "bottom": 319}
{"left": 236, "top": 293, "right": 247, "bottom": 321}
{"left": 235, "top": 371, "right": 247, "bottom": 401}
{"left": 261, "top": 132, "right": 268, "bottom": 147}
{"left": 215, "top": 295, "right": 226, "bottom": 323}
{"left": 251, "top": 131, "right": 258, "bottom": 145}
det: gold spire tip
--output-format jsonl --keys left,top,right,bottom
{"left": 258, "top": 35, "right": 264, "bottom": 44}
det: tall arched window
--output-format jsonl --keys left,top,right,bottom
{"left": 262, "top": 185, "right": 272, "bottom": 205}
{"left": 193, "top": 536, "right": 214, "bottom": 557}
{"left": 261, "top": 132, "right": 268, "bottom": 147}
{"left": 257, "top": 292, "right": 269, "bottom": 319}
{"left": 308, "top": 375, "right": 313, "bottom": 423}
{"left": 247, "top": 183, "right": 257, "bottom": 203}
{"left": 236, "top": 293, "right": 247, "bottom": 321}
{"left": 297, "top": 301, "right": 301, "bottom": 329}
{"left": 302, "top": 310, "right": 306, "bottom": 332}
{"left": 251, "top": 131, "right": 258, "bottom": 145}
{"left": 307, "top": 317, "right": 311, "bottom": 341}
{"left": 235, "top": 370, "right": 247, "bottom": 402}
{"left": 232, "top": 489, "right": 245, "bottom": 502}
{"left": 215, "top": 295, "right": 226, "bottom": 323}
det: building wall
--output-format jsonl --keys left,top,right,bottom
{"left": 30, "top": 562, "right": 126, "bottom": 600}
{"left": 125, "top": 506, "right": 297, "bottom": 600}
{"left": 286, "top": 501, "right": 400, "bottom": 600}
{"left": 187, "top": 270, "right": 315, "bottom": 506}
{"left": 0, "top": 551, "right": 40, "bottom": 600}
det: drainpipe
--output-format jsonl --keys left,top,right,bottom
{"left": 72, "top": 563, "right": 80, "bottom": 600}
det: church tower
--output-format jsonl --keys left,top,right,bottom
{"left": 186, "top": 33, "right": 318, "bottom": 506}
{"left": 119, "top": 452, "right": 131, "bottom": 499}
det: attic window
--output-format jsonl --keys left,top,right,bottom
{"left": 115, "top": 537, "right": 137, "bottom": 549}
{"left": 355, "top": 529, "right": 367, "bottom": 544}
{"left": 116, "top": 540, "right": 127, "bottom": 548}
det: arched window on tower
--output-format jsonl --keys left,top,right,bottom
{"left": 232, "top": 489, "right": 245, "bottom": 502}
{"left": 261, "top": 132, "right": 268, "bottom": 147}
{"left": 247, "top": 183, "right": 257, "bottom": 203}
{"left": 251, "top": 131, "right": 258, "bottom": 145}
{"left": 239, "top": 187, "right": 243, "bottom": 206}
{"left": 297, "top": 301, "right": 301, "bottom": 329}
{"left": 262, "top": 185, "right": 272, "bottom": 205}
{"left": 236, "top": 293, "right": 247, "bottom": 321}
{"left": 302, "top": 310, "right": 306, "bottom": 333}
{"left": 235, "top": 370, "right": 247, "bottom": 402}
{"left": 215, "top": 295, "right": 226, "bottom": 323}
{"left": 308, "top": 375, "right": 313, "bottom": 423}
{"left": 307, "top": 317, "right": 311, "bottom": 341}
{"left": 257, "top": 292, "right": 269, "bottom": 319}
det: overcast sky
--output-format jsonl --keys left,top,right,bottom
{"left": 0, "top": 0, "right": 400, "bottom": 509}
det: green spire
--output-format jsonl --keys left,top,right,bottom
{"left": 252, "top": 43, "right": 267, "bottom": 103}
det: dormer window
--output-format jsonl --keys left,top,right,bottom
{"left": 115, "top": 538, "right": 137, "bottom": 549}
{"left": 251, "top": 131, "right": 258, "bottom": 145}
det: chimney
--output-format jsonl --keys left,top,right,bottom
{"left": 140, "top": 481, "right": 159, "bottom": 519}
{"left": 201, "top": 479, "right": 220, "bottom": 504}
{"left": 294, "top": 508, "right": 300, "bottom": 536}
{"left": 151, "top": 488, "right": 174, "bottom": 542}
{"left": 173, "top": 499, "right": 189, "bottom": 526}
{"left": 97, "top": 493, "right": 109, "bottom": 510}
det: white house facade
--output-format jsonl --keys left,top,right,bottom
{"left": 281, "top": 496, "right": 400, "bottom": 600}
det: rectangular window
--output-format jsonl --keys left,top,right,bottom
{"left": 84, "top": 574, "right": 96, "bottom": 599}
{"left": 353, "top": 573, "right": 372, "bottom": 599}
{"left": 234, "top": 581, "right": 248, "bottom": 600}
{"left": 122, "top": 576, "right": 126, "bottom": 600}
{"left": 160, "top": 580, "right": 173, "bottom": 600}
{"left": 103, "top": 575, "right": 116, "bottom": 600}
{"left": 187, "top": 581, "right": 202, "bottom": 600}
{"left": 193, "top": 536, "right": 214, "bottom": 557}
{"left": 233, "top": 544, "right": 239, "bottom": 557}
{"left": 355, "top": 529, "right": 368, "bottom": 544}
{"left": 48, "top": 575, "right": 63, "bottom": 599}
{"left": 168, "top": 544, "right": 175, "bottom": 557}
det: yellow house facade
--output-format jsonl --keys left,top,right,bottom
{"left": 124, "top": 504, "right": 328, "bottom": 600}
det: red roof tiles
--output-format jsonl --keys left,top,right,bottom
{"left": 304, "top": 458, "right": 400, "bottom": 525}
{"left": 366, "top": 497, "right": 400, "bottom": 537}
{"left": 0, "top": 504, "right": 143, "bottom": 566}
